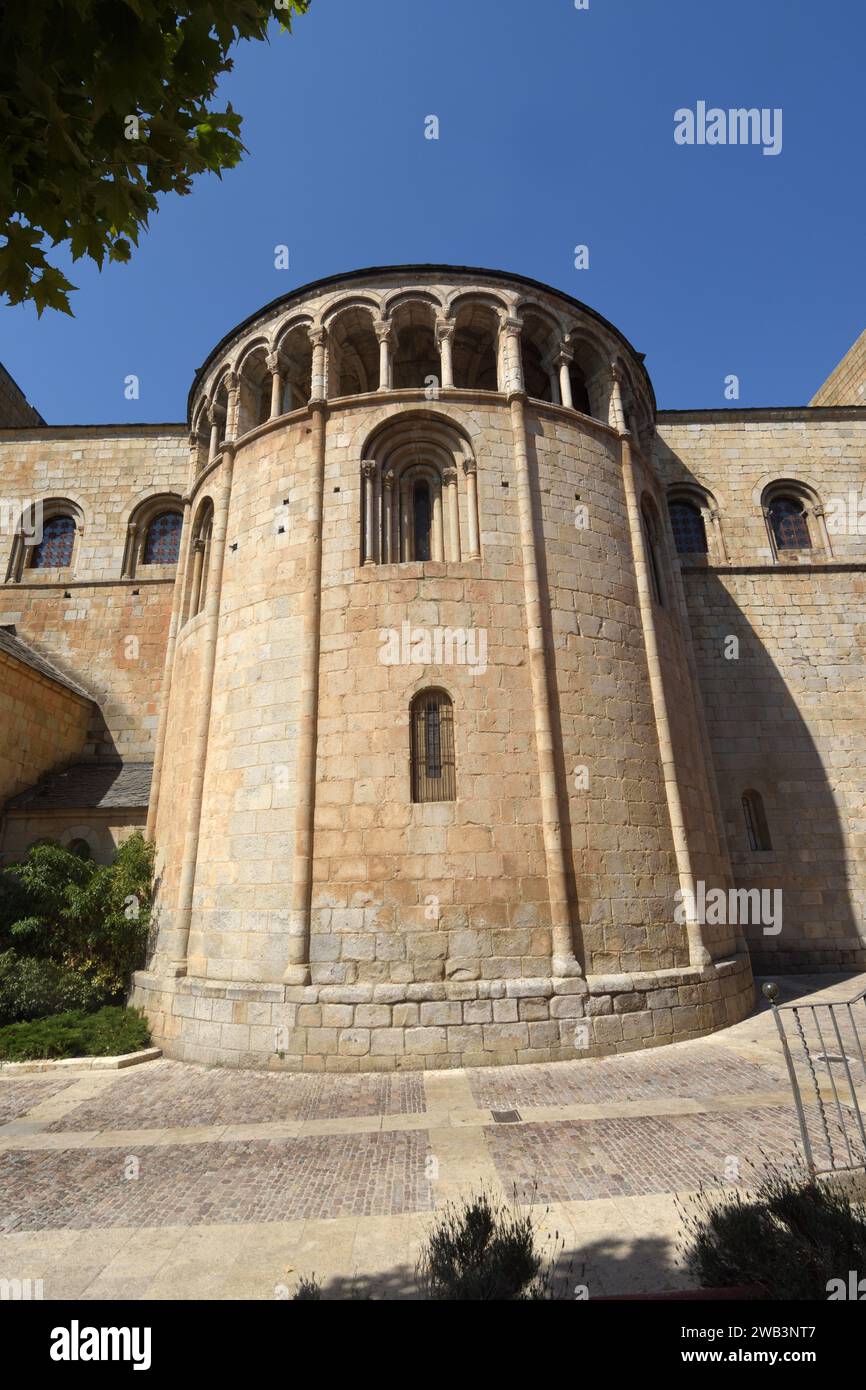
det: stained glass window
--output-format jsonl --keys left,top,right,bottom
{"left": 28, "top": 514, "right": 75, "bottom": 569}
{"left": 143, "top": 511, "right": 182, "bottom": 565}
{"left": 669, "top": 500, "right": 708, "bottom": 554}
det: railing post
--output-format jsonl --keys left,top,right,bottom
{"left": 763, "top": 982, "right": 816, "bottom": 1175}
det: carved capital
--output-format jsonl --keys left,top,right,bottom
{"left": 383, "top": 469, "right": 396, "bottom": 491}
{"left": 435, "top": 316, "right": 456, "bottom": 344}
{"left": 373, "top": 319, "right": 393, "bottom": 345}
{"left": 361, "top": 460, "right": 377, "bottom": 482}
{"left": 442, "top": 466, "right": 459, "bottom": 486}
{"left": 462, "top": 457, "right": 477, "bottom": 477}
{"left": 499, "top": 314, "right": 522, "bottom": 338}
{"left": 308, "top": 326, "right": 327, "bottom": 349}
{"left": 266, "top": 351, "right": 287, "bottom": 375}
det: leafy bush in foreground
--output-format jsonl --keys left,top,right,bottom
{"left": 0, "top": 833, "right": 154, "bottom": 999}
{"left": 416, "top": 1189, "right": 562, "bottom": 1300}
{"left": 679, "top": 1164, "right": 866, "bottom": 1300}
{"left": 0, "top": 1006, "right": 151, "bottom": 1061}
{"left": 0, "top": 950, "right": 107, "bottom": 1026}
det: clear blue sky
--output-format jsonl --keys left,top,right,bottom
{"left": 3, "top": 0, "right": 864, "bottom": 422}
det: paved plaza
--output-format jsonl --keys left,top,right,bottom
{"left": 1, "top": 974, "right": 864, "bottom": 1300}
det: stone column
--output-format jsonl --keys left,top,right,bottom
{"left": 812, "top": 503, "right": 833, "bottom": 559}
{"left": 146, "top": 495, "right": 194, "bottom": 840}
{"left": 208, "top": 410, "right": 221, "bottom": 463}
{"left": 187, "top": 538, "right": 205, "bottom": 621}
{"left": 463, "top": 458, "right": 480, "bottom": 558}
{"left": 267, "top": 352, "right": 286, "bottom": 419}
{"left": 375, "top": 320, "right": 393, "bottom": 392}
{"left": 309, "top": 327, "right": 327, "bottom": 401}
{"left": 122, "top": 522, "right": 139, "bottom": 579}
{"left": 546, "top": 365, "right": 561, "bottom": 406}
{"left": 708, "top": 507, "right": 728, "bottom": 563}
{"left": 509, "top": 393, "right": 582, "bottom": 978}
{"left": 558, "top": 350, "right": 574, "bottom": 409}
{"left": 608, "top": 364, "right": 628, "bottom": 433}
{"left": 362, "top": 461, "right": 377, "bottom": 564}
{"left": 431, "top": 479, "right": 444, "bottom": 562}
{"left": 499, "top": 316, "right": 524, "bottom": 394}
{"left": 619, "top": 431, "right": 711, "bottom": 968}
{"left": 167, "top": 445, "right": 236, "bottom": 974}
{"left": 284, "top": 402, "right": 328, "bottom": 984}
{"left": 443, "top": 466, "right": 460, "bottom": 561}
{"left": 383, "top": 471, "right": 395, "bottom": 562}
{"left": 400, "top": 477, "right": 412, "bottom": 561}
{"left": 436, "top": 317, "right": 455, "bottom": 389}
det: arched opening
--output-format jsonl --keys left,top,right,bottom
{"left": 185, "top": 497, "right": 214, "bottom": 622}
{"left": 390, "top": 301, "right": 439, "bottom": 390}
{"left": 742, "top": 790, "right": 772, "bottom": 851}
{"left": 236, "top": 345, "right": 271, "bottom": 434}
{"left": 519, "top": 309, "right": 560, "bottom": 402}
{"left": 641, "top": 497, "right": 665, "bottom": 605}
{"left": 413, "top": 479, "right": 433, "bottom": 561}
{"left": 668, "top": 498, "right": 708, "bottom": 554}
{"left": 327, "top": 305, "right": 380, "bottom": 396}
{"left": 450, "top": 300, "right": 500, "bottom": 391}
{"left": 768, "top": 494, "right": 811, "bottom": 551}
{"left": 68, "top": 837, "right": 93, "bottom": 861}
{"left": 410, "top": 689, "right": 456, "bottom": 803}
{"left": 28, "top": 512, "right": 76, "bottom": 569}
{"left": 142, "top": 509, "right": 183, "bottom": 566}
{"left": 273, "top": 322, "right": 314, "bottom": 413}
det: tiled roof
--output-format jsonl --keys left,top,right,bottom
{"left": 0, "top": 627, "right": 93, "bottom": 702}
{"left": 5, "top": 762, "right": 153, "bottom": 812}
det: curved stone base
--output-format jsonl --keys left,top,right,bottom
{"left": 131, "top": 956, "right": 755, "bottom": 1071}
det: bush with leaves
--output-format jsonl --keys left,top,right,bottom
{"left": 0, "top": 833, "right": 154, "bottom": 999}
{"left": 0, "top": 1004, "right": 151, "bottom": 1061}
{"left": 679, "top": 1163, "right": 866, "bottom": 1300}
{"left": 1, "top": 1, "right": 310, "bottom": 314}
{"left": 416, "top": 1189, "right": 564, "bottom": 1301}
{"left": 0, "top": 950, "right": 107, "bottom": 1026}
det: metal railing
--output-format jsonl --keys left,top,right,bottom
{"left": 763, "top": 981, "right": 866, "bottom": 1175}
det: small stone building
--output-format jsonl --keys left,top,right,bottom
{"left": 1, "top": 268, "right": 864, "bottom": 1071}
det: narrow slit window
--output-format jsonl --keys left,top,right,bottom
{"left": 742, "top": 791, "right": 772, "bottom": 851}
{"left": 411, "top": 690, "right": 455, "bottom": 803}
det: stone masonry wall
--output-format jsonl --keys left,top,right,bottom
{"left": 0, "top": 428, "right": 188, "bottom": 760}
{"left": 0, "top": 649, "right": 92, "bottom": 804}
{"left": 656, "top": 412, "right": 866, "bottom": 969}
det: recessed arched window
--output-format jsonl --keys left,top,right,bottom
{"left": 185, "top": 498, "right": 214, "bottom": 622}
{"left": 410, "top": 689, "right": 456, "bottom": 803}
{"left": 143, "top": 510, "right": 183, "bottom": 565}
{"left": 413, "top": 480, "right": 432, "bottom": 561}
{"left": 68, "top": 837, "right": 93, "bottom": 861}
{"left": 669, "top": 499, "right": 708, "bottom": 555}
{"left": 768, "top": 495, "right": 811, "bottom": 550}
{"left": 640, "top": 500, "right": 664, "bottom": 605}
{"left": 29, "top": 514, "right": 76, "bottom": 569}
{"left": 742, "top": 790, "right": 772, "bottom": 851}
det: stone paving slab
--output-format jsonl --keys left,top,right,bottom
{"left": 43, "top": 1062, "right": 426, "bottom": 1132}
{"left": 485, "top": 1102, "right": 849, "bottom": 1204}
{"left": 0, "top": 1076, "right": 77, "bottom": 1126}
{"left": 464, "top": 1040, "right": 785, "bottom": 1111}
{"left": 0, "top": 1130, "right": 435, "bottom": 1233}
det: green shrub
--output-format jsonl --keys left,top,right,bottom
{"left": 416, "top": 1190, "right": 560, "bottom": 1300}
{"left": 0, "top": 1005, "right": 151, "bottom": 1061}
{"left": 0, "top": 949, "right": 108, "bottom": 1025}
{"left": 0, "top": 833, "right": 154, "bottom": 997}
{"left": 679, "top": 1164, "right": 866, "bottom": 1299}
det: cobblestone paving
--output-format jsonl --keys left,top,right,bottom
{"left": 46, "top": 1062, "right": 426, "bottom": 1132}
{"left": 0, "top": 1130, "right": 434, "bottom": 1232}
{"left": 465, "top": 1042, "right": 784, "bottom": 1111}
{"left": 485, "top": 1103, "right": 851, "bottom": 1203}
{"left": 0, "top": 1076, "right": 76, "bottom": 1126}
